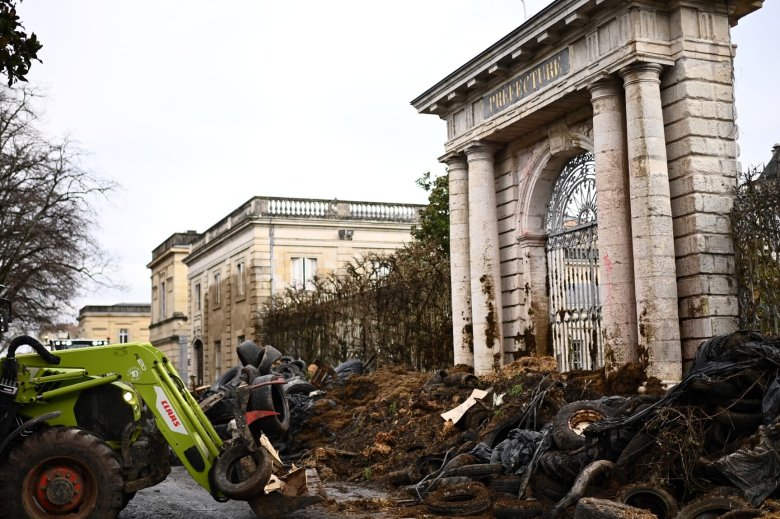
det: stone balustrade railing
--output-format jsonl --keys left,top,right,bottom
{"left": 191, "top": 196, "right": 423, "bottom": 253}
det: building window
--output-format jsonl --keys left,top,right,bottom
{"left": 291, "top": 257, "right": 317, "bottom": 290}
{"left": 213, "top": 272, "right": 221, "bottom": 305}
{"left": 160, "top": 281, "right": 166, "bottom": 320}
{"left": 195, "top": 283, "right": 202, "bottom": 312}
{"left": 236, "top": 261, "right": 245, "bottom": 297}
{"left": 214, "top": 340, "right": 222, "bottom": 379}
{"left": 119, "top": 328, "right": 129, "bottom": 344}
{"left": 370, "top": 260, "right": 391, "bottom": 280}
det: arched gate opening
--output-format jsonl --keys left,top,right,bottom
{"left": 546, "top": 151, "right": 603, "bottom": 371}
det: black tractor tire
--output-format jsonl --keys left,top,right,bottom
{"left": 553, "top": 400, "right": 609, "bottom": 451}
{"left": 489, "top": 475, "right": 523, "bottom": 494}
{"left": 493, "top": 500, "right": 544, "bottom": 519}
{"left": 720, "top": 509, "right": 762, "bottom": 519}
{"left": 531, "top": 473, "right": 569, "bottom": 502}
{"left": 425, "top": 481, "right": 491, "bottom": 516}
{"left": 236, "top": 340, "right": 262, "bottom": 367}
{"left": 214, "top": 366, "right": 241, "bottom": 388}
{"left": 712, "top": 406, "right": 762, "bottom": 430}
{"left": 257, "top": 345, "right": 282, "bottom": 375}
{"left": 574, "top": 498, "right": 656, "bottom": 519}
{"left": 249, "top": 375, "right": 290, "bottom": 438}
{"left": 689, "top": 379, "right": 741, "bottom": 399}
{"left": 0, "top": 427, "right": 124, "bottom": 519}
{"left": 442, "top": 463, "right": 504, "bottom": 479}
{"left": 675, "top": 495, "right": 750, "bottom": 519}
{"left": 615, "top": 431, "right": 655, "bottom": 468}
{"left": 212, "top": 442, "right": 273, "bottom": 500}
{"left": 617, "top": 485, "right": 678, "bottom": 519}
{"left": 286, "top": 382, "right": 316, "bottom": 395}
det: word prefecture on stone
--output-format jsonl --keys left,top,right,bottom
{"left": 483, "top": 48, "right": 571, "bottom": 119}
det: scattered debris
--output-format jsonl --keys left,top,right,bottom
{"left": 198, "top": 331, "right": 780, "bottom": 517}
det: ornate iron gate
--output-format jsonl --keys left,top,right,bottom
{"left": 545, "top": 152, "right": 603, "bottom": 371}
{"left": 732, "top": 173, "right": 780, "bottom": 335}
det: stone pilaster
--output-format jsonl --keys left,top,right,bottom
{"left": 465, "top": 141, "right": 503, "bottom": 375}
{"left": 662, "top": 2, "right": 739, "bottom": 364}
{"left": 620, "top": 63, "right": 682, "bottom": 383}
{"left": 441, "top": 152, "right": 473, "bottom": 367}
{"left": 588, "top": 78, "right": 639, "bottom": 368}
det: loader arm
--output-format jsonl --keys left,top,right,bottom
{"left": 11, "top": 342, "right": 223, "bottom": 493}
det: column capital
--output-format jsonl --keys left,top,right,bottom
{"left": 587, "top": 76, "right": 622, "bottom": 103}
{"left": 619, "top": 62, "right": 664, "bottom": 86}
{"left": 464, "top": 141, "right": 499, "bottom": 162}
{"left": 438, "top": 151, "right": 467, "bottom": 168}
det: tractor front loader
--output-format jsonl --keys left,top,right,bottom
{"left": 0, "top": 287, "right": 313, "bottom": 518}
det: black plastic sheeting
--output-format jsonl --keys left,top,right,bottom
{"left": 586, "top": 331, "right": 780, "bottom": 506}
{"left": 490, "top": 429, "right": 542, "bottom": 475}
{"left": 712, "top": 419, "right": 780, "bottom": 506}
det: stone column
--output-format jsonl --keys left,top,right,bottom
{"left": 588, "top": 78, "right": 639, "bottom": 368}
{"left": 620, "top": 63, "right": 682, "bottom": 383}
{"left": 441, "top": 152, "right": 473, "bottom": 366}
{"left": 465, "top": 141, "right": 503, "bottom": 375}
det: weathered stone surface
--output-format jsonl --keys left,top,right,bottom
{"left": 413, "top": 0, "right": 760, "bottom": 381}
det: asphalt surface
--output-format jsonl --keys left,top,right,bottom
{"left": 119, "top": 466, "right": 392, "bottom": 519}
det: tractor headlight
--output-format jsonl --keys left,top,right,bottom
{"left": 122, "top": 391, "right": 139, "bottom": 410}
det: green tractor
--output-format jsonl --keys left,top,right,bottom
{"left": 0, "top": 287, "right": 304, "bottom": 518}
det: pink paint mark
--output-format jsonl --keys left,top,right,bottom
{"left": 602, "top": 253, "right": 613, "bottom": 274}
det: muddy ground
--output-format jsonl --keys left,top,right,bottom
{"left": 268, "top": 357, "right": 658, "bottom": 517}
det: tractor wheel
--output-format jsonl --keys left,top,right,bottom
{"left": 0, "top": 427, "right": 124, "bottom": 519}
{"left": 212, "top": 442, "right": 273, "bottom": 500}
{"left": 249, "top": 374, "right": 290, "bottom": 438}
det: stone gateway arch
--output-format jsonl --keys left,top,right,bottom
{"left": 412, "top": 0, "right": 763, "bottom": 383}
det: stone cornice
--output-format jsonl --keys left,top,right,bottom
{"left": 411, "top": 0, "right": 621, "bottom": 115}
{"left": 411, "top": 0, "right": 761, "bottom": 118}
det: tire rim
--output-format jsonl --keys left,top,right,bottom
{"left": 568, "top": 409, "right": 606, "bottom": 435}
{"left": 24, "top": 457, "right": 97, "bottom": 516}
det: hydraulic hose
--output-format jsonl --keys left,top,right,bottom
{"left": 7, "top": 335, "right": 60, "bottom": 364}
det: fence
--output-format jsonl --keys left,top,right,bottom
{"left": 732, "top": 172, "right": 780, "bottom": 336}
{"left": 260, "top": 245, "right": 453, "bottom": 370}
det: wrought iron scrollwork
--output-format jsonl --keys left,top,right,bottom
{"left": 545, "top": 151, "right": 603, "bottom": 372}
{"left": 546, "top": 151, "right": 597, "bottom": 236}
{"left": 732, "top": 174, "right": 780, "bottom": 336}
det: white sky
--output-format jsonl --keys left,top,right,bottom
{"left": 17, "top": 1, "right": 778, "bottom": 315}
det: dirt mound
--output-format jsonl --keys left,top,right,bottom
{"left": 293, "top": 358, "right": 567, "bottom": 482}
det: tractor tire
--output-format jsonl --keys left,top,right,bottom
{"left": 531, "top": 472, "right": 568, "bottom": 501}
{"left": 617, "top": 485, "right": 678, "bottom": 519}
{"left": 237, "top": 340, "right": 262, "bottom": 367}
{"left": 249, "top": 374, "right": 290, "bottom": 438}
{"left": 553, "top": 400, "right": 609, "bottom": 451}
{"left": 712, "top": 406, "right": 763, "bottom": 430}
{"left": 425, "top": 482, "right": 491, "bottom": 516}
{"left": 0, "top": 427, "right": 124, "bottom": 519}
{"left": 574, "top": 497, "right": 655, "bottom": 519}
{"left": 212, "top": 442, "right": 273, "bottom": 500}
{"left": 675, "top": 495, "right": 750, "bottom": 519}
{"left": 489, "top": 475, "right": 523, "bottom": 494}
{"left": 257, "top": 345, "right": 282, "bottom": 375}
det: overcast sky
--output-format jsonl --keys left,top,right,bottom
{"left": 17, "top": 1, "right": 778, "bottom": 315}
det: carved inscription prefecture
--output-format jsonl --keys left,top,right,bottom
{"left": 483, "top": 48, "right": 570, "bottom": 119}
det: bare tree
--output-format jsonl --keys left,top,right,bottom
{"left": 0, "top": 88, "right": 115, "bottom": 341}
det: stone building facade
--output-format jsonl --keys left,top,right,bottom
{"left": 77, "top": 304, "right": 151, "bottom": 345}
{"left": 183, "top": 196, "right": 422, "bottom": 386}
{"left": 147, "top": 231, "right": 199, "bottom": 377}
{"left": 412, "top": 0, "right": 763, "bottom": 382}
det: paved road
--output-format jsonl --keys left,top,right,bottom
{"left": 120, "top": 466, "right": 393, "bottom": 519}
